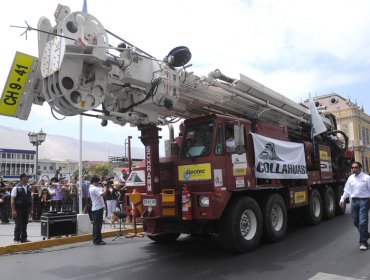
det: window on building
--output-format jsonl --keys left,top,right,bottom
{"left": 1, "top": 153, "right": 5, "bottom": 159}
{"left": 362, "top": 127, "right": 366, "bottom": 145}
{"left": 49, "top": 166, "right": 54, "bottom": 171}
{"left": 343, "top": 125, "right": 348, "bottom": 138}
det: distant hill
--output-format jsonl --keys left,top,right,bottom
{"left": 0, "top": 126, "right": 144, "bottom": 161}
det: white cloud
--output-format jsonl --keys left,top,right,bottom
{"left": 1, "top": 0, "right": 369, "bottom": 153}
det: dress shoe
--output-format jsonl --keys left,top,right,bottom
{"left": 20, "top": 239, "right": 31, "bottom": 243}
{"left": 94, "top": 240, "right": 106, "bottom": 245}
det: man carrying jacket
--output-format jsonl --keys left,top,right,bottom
{"left": 11, "top": 173, "right": 32, "bottom": 243}
{"left": 340, "top": 162, "right": 370, "bottom": 251}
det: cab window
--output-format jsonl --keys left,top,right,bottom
{"left": 180, "top": 121, "right": 214, "bottom": 157}
{"left": 225, "top": 124, "right": 236, "bottom": 153}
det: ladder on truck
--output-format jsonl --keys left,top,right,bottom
{"left": 165, "top": 69, "right": 332, "bottom": 133}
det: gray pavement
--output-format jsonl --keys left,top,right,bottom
{"left": 0, "top": 218, "right": 141, "bottom": 255}
{"left": 0, "top": 219, "right": 114, "bottom": 246}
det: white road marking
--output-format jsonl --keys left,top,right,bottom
{"left": 309, "top": 272, "right": 361, "bottom": 280}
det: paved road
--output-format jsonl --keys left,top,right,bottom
{"left": 1, "top": 209, "right": 370, "bottom": 280}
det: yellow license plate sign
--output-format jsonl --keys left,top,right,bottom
{"left": 294, "top": 191, "right": 307, "bottom": 204}
{"left": 0, "top": 52, "right": 35, "bottom": 117}
{"left": 319, "top": 150, "right": 329, "bottom": 160}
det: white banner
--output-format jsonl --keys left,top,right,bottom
{"left": 309, "top": 94, "right": 327, "bottom": 137}
{"left": 251, "top": 133, "right": 308, "bottom": 179}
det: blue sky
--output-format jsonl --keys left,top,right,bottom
{"left": 0, "top": 0, "right": 369, "bottom": 155}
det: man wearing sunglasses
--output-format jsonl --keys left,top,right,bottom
{"left": 339, "top": 162, "right": 370, "bottom": 251}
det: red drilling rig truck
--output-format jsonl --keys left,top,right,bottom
{"left": 1, "top": 4, "right": 352, "bottom": 252}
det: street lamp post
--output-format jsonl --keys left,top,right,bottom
{"left": 28, "top": 129, "right": 47, "bottom": 183}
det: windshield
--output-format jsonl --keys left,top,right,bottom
{"left": 180, "top": 121, "right": 214, "bottom": 157}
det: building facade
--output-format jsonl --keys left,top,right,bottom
{"left": 0, "top": 147, "right": 144, "bottom": 182}
{"left": 38, "top": 159, "right": 79, "bottom": 182}
{"left": 0, "top": 148, "right": 79, "bottom": 182}
{"left": 304, "top": 93, "right": 370, "bottom": 173}
{"left": 0, "top": 148, "right": 36, "bottom": 180}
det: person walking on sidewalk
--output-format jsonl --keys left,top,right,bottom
{"left": 89, "top": 175, "right": 107, "bottom": 245}
{"left": 11, "top": 174, "right": 32, "bottom": 243}
{"left": 340, "top": 161, "right": 370, "bottom": 251}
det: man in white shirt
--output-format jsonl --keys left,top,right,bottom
{"left": 340, "top": 161, "right": 370, "bottom": 251}
{"left": 225, "top": 126, "right": 236, "bottom": 153}
{"left": 89, "top": 175, "right": 107, "bottom": 245}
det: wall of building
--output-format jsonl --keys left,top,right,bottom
{"left": 0, "top": 148, "right": 79, "bottom": 182}
{"left": 0, "top": 148, "right": 36, "bottom": 180}
{"left": 0, "top": 147, "right": 142, "bottom": 182}
{"left": 304, "top": 93, "right": 370, "bottom": 173}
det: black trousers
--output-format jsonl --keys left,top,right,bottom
{"left": 50, "top": 200, "right": 62, "bottom": 212}
{"left": 14, "top": 207, "right": 29, "bottom": 242}
{"left": 92, "top": 208, "right": 104, "bottom": 244}
{"left": 0, "top": 194, "right": 10, "bottom": 222}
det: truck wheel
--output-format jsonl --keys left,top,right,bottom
{"left": 302, "top": 189, "right": 322, "bottom": 225}
{"left": 335, "top": 185, "right": 346, "bottom": 215}
{"left": 147, "top": 233, "right": 180, "bottom": 243}
{"left": 262, "top": 193, "right": 287, "bottom": 242}
{"left": 323, "top": 187, "right": 336, "bottom": 219}
{"left": 218, "top": 196, "right": 262, "bottom": 253}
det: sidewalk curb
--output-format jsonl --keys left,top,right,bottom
{"left": 0, "top": 227, "right": 143, "bottom": 256}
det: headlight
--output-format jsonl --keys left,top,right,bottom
{"left": 199, "top": 196, "right": 210, "bottom": 207}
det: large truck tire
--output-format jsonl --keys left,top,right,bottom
{"left": 302, "top": 189, "right": 323, "bottom": 225}
{"left": 262, "top": 193, "right": 287, "bottom": 242}
{"left": 218, "top": 196, "right": 262, "bottom": 253}
{"left": 335, "top": 185, "right": 346, "bottom": 215}
{"left": 322, "top": 187, "right": 336, "bottom": 220}
{"left": 147, "top": 233, "right": 181, "bottom": 243}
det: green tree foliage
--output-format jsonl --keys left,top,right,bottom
{"left": 73, "top": 163, "right": 114, "bottom": 178}
{"left": 73, "top": 167, "right": 89, "bottom": 178}
{"left": 90, "top": 163, "right": 114, "bottom": 178}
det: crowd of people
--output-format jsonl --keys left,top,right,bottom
{"left": 0, "top": 169, "right": 130, "bottom": 245}
{"left": 0, "top": 173, "right": 127, "bottom": 225}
